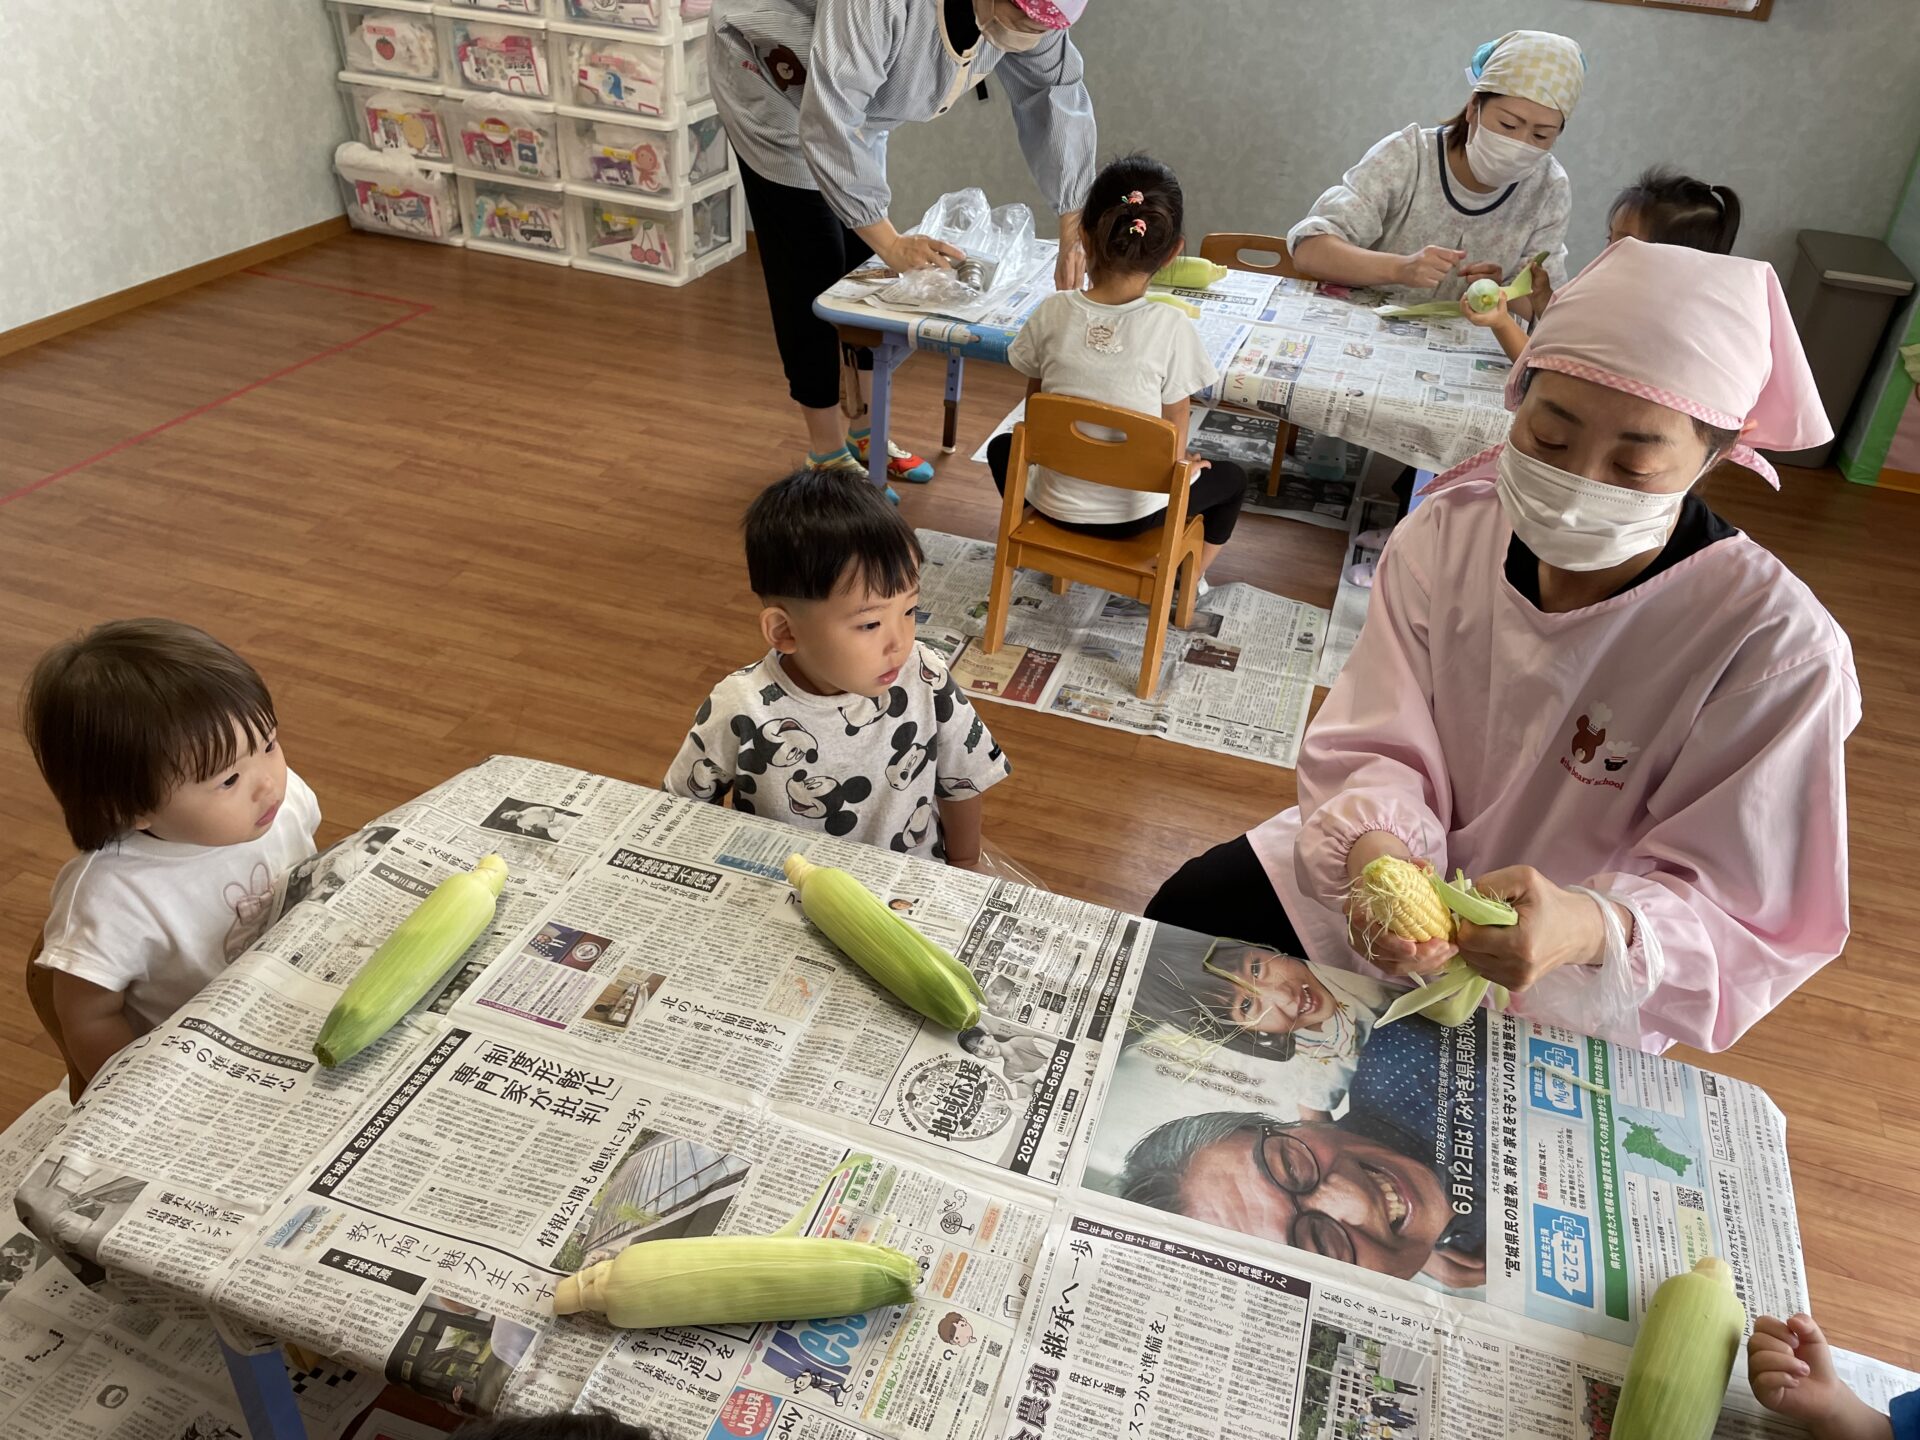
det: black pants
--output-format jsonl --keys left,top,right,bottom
{"left": 1145, "top": 834, "right": 1306, "bottom": 954}
{"left": 987, "top": 434, "right": 1248, "bottom": 546}
{"left": 738, "top": 157, "right": 873, "bottom": 411}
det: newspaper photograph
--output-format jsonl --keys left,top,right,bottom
{"left": 1080, "top": 922, "right": 1810, "bottom": 1344}
{"left": 913, "top": 530, "right": 1325, "bottom": 769}
{"left": 449, "top": 788, "right": 1133, "bottom": 1186}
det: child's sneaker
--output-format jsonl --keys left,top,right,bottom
{"left": 848, "top": 428, "right": 935, "bottom": 484}
{"left": 808, "top": 447, "right": 899, "bottom": 504}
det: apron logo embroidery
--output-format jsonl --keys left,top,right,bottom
{"left": 1562, "top": 702, "right": 1638, "bottom": 790}
{"left": 1085, "top": 320, "right": 1122, "bottom": 355}
{"left": 765, "top": 45, "right": 807, "bottom": 91}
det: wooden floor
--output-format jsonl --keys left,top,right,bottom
{"left": 2, "top": 234, "right": 1916, "bottom": 1368}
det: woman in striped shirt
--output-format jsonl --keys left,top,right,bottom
{"left": 710, "top": 0, "right": 1098, "bottom": 484}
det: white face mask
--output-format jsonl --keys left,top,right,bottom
{"left": 1465, "top": 120, "right": 1551, "bottom": 188}
{"left": 1496, "top": 443, "right": 1691, "bottom": 572}
{"left": 975, "top": 0, "right": 1047, "bottom": 51}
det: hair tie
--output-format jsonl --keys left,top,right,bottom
{"left": 1129, "top": 218, "right": 1148, "bottom": 236}
{"left": 1124, "top": 191, "right": 1144, "bottom": 206}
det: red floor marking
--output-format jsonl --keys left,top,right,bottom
{"left": 2, "top": 269, "right": 433, "bottom": 509}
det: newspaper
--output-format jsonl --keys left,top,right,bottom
{"left": 914, "top": 530, "right": 1326, "bottom": 769}
{"left": 10, "top": 757, "right": 1909, "bottom": 1439}
{"left": 1315, "top": 491, "right": 1404, "bottom": 687}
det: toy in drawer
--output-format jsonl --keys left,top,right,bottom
{"left": 457, "top": 96, "right": 560, "bottom": 180}
{"left": 450, "top": 18, "right": 552, "bottom": 97}
{"left": 347, "top": 83, "right": 452, "bottom": 163}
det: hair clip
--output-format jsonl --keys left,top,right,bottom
{"left": 1129, "top": 218, "right": 1148, "bottom": 236}
{"left": 1124, "top": 190, "right": 1144, "bottom": 206}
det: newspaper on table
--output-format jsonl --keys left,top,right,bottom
{"left": 9, "top": 756, "right": 1911, "bottom": 1439}
{"left": 912, "top": 530, "right": 1325, "bottom": 769}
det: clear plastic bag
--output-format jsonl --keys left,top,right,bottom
{"left": 973, "top": 839, "right": 1048, "bottom": 891}
{"left": 907, "top": 187, "right": 1038, "bottom": 296}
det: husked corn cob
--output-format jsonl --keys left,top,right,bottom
{"left": 1355, "top": 856, "right": 1454, "bottom": 943}
{"left": 553, "top": 1235, "right": 918, "bottom": 1329}
{"left": 1611, "top": 1257, "right": 1745, "bottom": 1440}
{"left": 314, "top": 855, "right": 507, "bottom": 1069}
{"left": 785, "top": 854, "right": 983, "bottom": 1031}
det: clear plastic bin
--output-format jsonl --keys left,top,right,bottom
{"left": 440, "top": 11, "right": 552, "bottom": 97}
{"left": 453, "top": 93, "right": 561, "bottom": 180}
{"left": 337, "top": 144, "right": 462, "bottom": 242}
{"left": 556, "top": 102, "right": 728, "bottom": 203}
{"left": 553, "top": 23, "right": 694, "bottom": 119}
{"left": 461, "top": 174, "right": 571, "bottom": 262}
{"left": 440, "top": 0, "right": 548, "bottom": 14}
{"left": 686, "top": 103, "right": 729, "bottom": 185}
{"left": 331, "top": 0, "right": 442, "bottom": 80}
{"left": 567, "top": 172, "right": 742, "bottom": 286}
{"left": 341, "top": 79, "right": 454, "bottom": 165}
{"left": 559, "top": 0, "right": 672, "bottom": 34}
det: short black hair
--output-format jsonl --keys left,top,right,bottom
{"left": 451, "top": 1414, "right": 657, "bottom": 1440}
{"left": 1610, "top": 167, "right": 1741, "bottom": 254}
{"left": 23, "top": 618, "right": 278, "bottom": 851}
{"left": 742, "top": 469, "right": 922, "bottom": 602}
{"left": 1082, "top": 152, "right": 1184, "bottom": 280}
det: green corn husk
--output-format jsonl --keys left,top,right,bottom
{"left": 1376, "top": 250, "right": 1552, "bottom": 318}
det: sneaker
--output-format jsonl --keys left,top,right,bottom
{"left": 848, "top": 429, "right": 936, "bottom": 484}
{"left": 807, "top": 447, "right": 899, "bottom": 504}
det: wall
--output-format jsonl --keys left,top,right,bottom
{"left": 881, "top": 0, "right": 1920, "bottom": 279}
{"left": 0, "top": 0, "right": 346, "bottom": 332}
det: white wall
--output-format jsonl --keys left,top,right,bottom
{"left": 0, "top": 0, "right": 347, "bottom": 332}
{"left": 881, "top": 0, "right": 1920, "bottom": 279}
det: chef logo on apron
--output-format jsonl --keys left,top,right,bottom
{"left": 763, "top": 44, "right": 807, "bottom": 91}
{"left": 1563, "top": 702, "right": 1640, "bottom": 791}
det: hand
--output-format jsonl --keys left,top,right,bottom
{"left": 1344, "top": 832, "right": 1457, "bottom": 978}
{"left": 1529, "top": 260, "right": 1552, "bottom": 313}
{"left": 1183, "top": 452, "right": 1213, "bottom": 473}
{"left": 1453, "top": 866, "right": 1608, "bottom": 991}
{"left": 1055, "top": 228, "right": 1086, "bottom": 291}
{"left": 1458, "top": 291, "right": 1512, "bottom": 329}
{"left": 1748, "top": 1315, "right": 1891, "bottom": 1439}
{"left": 1396, "top": 246, "right": 1465, "bottom": 290}
{"left": 884, "top": 233, "right": 964, "bottom": 273}
{"left": 1456, "top": 261, "right": 1504, "bottom": 283}
{"left": 946, "top": 853, "right": 983, "bottom": 872}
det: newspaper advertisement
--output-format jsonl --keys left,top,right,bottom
{"left": 1188, "top": 408, "right": 1374, "bottom": 530}
{"left": 912, "top": 530, "right": 1325, "bottom": 769}
{"left": 1002, "top": 1206, "right": 1913, "bottom": 1440}
{"left": 449, "top": 787, "right": 1133, "bottom": 1187}
{"left": 1220, "top": 285, "right": 1515, "bottom": 473}
{"left": 1078, "top": 923, "right": 1810, "bottom": 1346}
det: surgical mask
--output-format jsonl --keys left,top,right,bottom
{"left": 1496, "top": 443, "right": 1689, "bottom": 572}
{"left": 975, "top": 0, "right": 1047, "bottom": 51}
{"left": 1465, "top": 121, "right": 1551, "bottom": 188}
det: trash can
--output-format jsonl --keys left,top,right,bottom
{"left": 1774, "top": 230, "right": 1915, "bottom": 468}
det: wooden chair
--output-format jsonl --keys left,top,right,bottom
{"left": 25, "top": 938, "right": 87, "bottom": 1098}
{"left": 982, "top": 394, "right": 1202, "bottom": 700}
{"left": 1199, "top": 232, "right": 1304, "bottom": 496}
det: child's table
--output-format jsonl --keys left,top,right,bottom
{"left": 812, "top": 257, "right": 1518, "bottom": 492}
{"left": 11, "top": 757, "right": 1865, "bottom": 1439}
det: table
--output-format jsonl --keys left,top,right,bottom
{"left": 11, "top": 757, "right": 1850, "bottom": 1440}
{"left": 814, "top": 255, "right": 1519, "bottom": 492}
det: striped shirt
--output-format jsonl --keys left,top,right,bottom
{"left": 709, "top": 0, "right": 1096, "bottom": 229}
{"left": 1287, "top": 124, "right": 1572, "bottom": 301}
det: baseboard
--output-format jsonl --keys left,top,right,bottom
{"left": 0, "top": 216, "right": 351, "bottom": 360}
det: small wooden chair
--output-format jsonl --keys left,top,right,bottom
{"left": 1199, "top": 232, "right": 1304, "bottom": 496}
{"left": 982, "top": 394, "right": 1202, "bottom": 700}
{"left": 26, "top": 938, "right": 87, "bottom": 1098}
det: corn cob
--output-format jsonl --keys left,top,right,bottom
{"left": 785, "top": 854, "right": 983, "bottom": 1031}
{"left": 1150, "top": 256, "right": 1229, "bottom": 290}
{"left": 552, "top": 1234, "right": 918, "bottom": 1328}
{"left": 1355, "top": 856, "right": 1454, "bottom": 943}
{"left": 313, "top": 855, "right": 507, "bottom": 1069}
{"left": 1362, "top": 862, "right": 1520, "bottom": 1029}
{"left": 1611, "top": 1257, "right": 1745, "bottom": 1440}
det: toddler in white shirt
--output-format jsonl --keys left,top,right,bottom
{"left": 25, "top": 619, "right": 320, "bottom": 1088}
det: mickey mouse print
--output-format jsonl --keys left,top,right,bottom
{"left": 664, "top": 643, "right": 1009, "bottom": 858}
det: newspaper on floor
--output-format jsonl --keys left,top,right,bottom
{"left": 9, "top": 758, "right": 1899, "bottom": 1438}
{"left": 1315, "top": 490, "right": 1404, "bottom": 687}
{"left": 914, "top": 530, "right": 1326, "bottom": 769}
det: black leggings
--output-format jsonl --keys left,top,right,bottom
{"left": 987, "top": 434, "right": 1247, "bottom": 546}
{"left": 1145, "top": 834, "right": 1306, "bottom": 955}
{"left": 738, "top": 157, "right": 874, "bottom": 411}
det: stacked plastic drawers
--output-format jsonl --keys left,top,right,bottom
{"left": 329, "top": 0, "right": 743, "bottom": 285}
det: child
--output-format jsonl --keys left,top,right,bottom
{"left": 1750, "top": 1313, "right": 1916, "bottom": 1439}
{"left": 989, "top": 153, "right": 1246, "bottom": 592}
{"left": 665, "top": 470, "right": 1009, "bottom": 865}
{"left": 1125, "top": 940, "right": 1389, "bottom": 1115}
{"left": 1467, "top": 166, "right": 1744, "bottom": 359}
{"left": 24, "top": 619, "right": 321, "bottom": 1088}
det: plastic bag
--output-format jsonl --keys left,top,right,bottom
{"left": 972, "top": 839, "right": 1048, "bottom": 892}
{"left": 909, "top": 187, "right": 1038, "bottom": 294}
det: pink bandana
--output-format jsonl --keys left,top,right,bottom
{"left": 1504, "top": 237, "right": 1830, "bottom": 487}
{"left": 1010, "top": 0, "right": 1083, "bottom": 29}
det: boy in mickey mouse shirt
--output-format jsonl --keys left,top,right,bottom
{"left": 665, "top": 470, "right": 1009, "bottom": 864}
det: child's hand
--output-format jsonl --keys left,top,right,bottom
{"left": 1459, "top": 291, "right": 1512, "bottom": 328}
{"left": 1529, "top": 260, "right": 1552, "bottom": 314}
{"left": 1748, "top": 1315, "right": 1890, "bottom": 1440}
